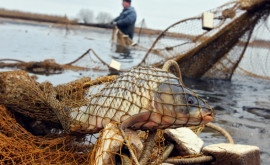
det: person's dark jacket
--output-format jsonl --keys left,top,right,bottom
{"left": 114, "top": 6, "right": 136, "bottom": 39}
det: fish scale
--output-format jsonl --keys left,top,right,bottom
{"left": 69, "top": 67, "right": 213, "bottom": 133}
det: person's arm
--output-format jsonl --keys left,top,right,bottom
{"left": 113, "top": 15, "right": 120, "bottom": 22}
{"left": 116, "top": 10, "right": 136, "bottom": 26}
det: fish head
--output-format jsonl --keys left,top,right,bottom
{"left": 153, "top": 78, "right": 213, "bottom": 128}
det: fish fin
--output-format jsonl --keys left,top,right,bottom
{"left": 120, "top": 112, "right": 151, "bottom": 129}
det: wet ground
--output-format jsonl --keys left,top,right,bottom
{"left": 0, "top": 19, "right": 269, "bottom": 164}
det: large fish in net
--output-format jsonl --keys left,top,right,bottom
{"left": 69, "top": 63, "right": 213, "bottom": 133}
{"left": 0, "top": 61, "right": 214, "bottom": 164}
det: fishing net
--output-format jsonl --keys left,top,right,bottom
{"left": 69, "top": 64, "right": 212, "bottom": 134}
{"left": 1, "top": 0, "right": 269, "bottom": 81}
{"left": 0, "top": 58, "right": 91, "bottom": 75}
{"left": 137, "top": 0, "right": 270, "bottom": 81}
{"left": 74, "top": 0, "right": 269, "bottom": 81}
{"left": 0, "top": 105, "right": 166, "bottom": 165}
{"left": 55, "top": 0, "right": 270, "bottom": 81}
{"left": 0, "top": 48, "right": 117, "bottom": 75}
{"left": 112, "top": 26, "right": 134, "bottom": 47}
{"left": 0, "top": 70, "right": 91, "bottom": 127}
{"left": 0, "top": 61, "right": 212, "bottom": 164}
{"left": 0, "top": 105, "right": 95, "bottom": 164}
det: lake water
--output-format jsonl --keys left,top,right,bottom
{"left": 0, "top": 19, "right": 270, "bottom": 164}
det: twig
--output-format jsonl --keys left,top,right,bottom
{"left": 139, "top": 131, "right": 156, "bottom": 165}
{"left": 162, "top": 143, "right": 174, "bottom": 161}
{"left": 119, "top": 126, "right": 140, "bottom": 165}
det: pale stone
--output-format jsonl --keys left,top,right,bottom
{"left": 202, "top": 143, "right": 260, "bottom": 165}
{"left": 164, "top": 127, "right": 204, "bottom": 156}
{"left": 110, "top": 59, "right": 121, "bottom": 70}
{"left": 95, "top": 123, "right": 124, "bottom": 165}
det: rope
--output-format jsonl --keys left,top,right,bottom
{"left": 65, "top": 49, "right": 91, "bottom": 65}
{"left": 162, "top": 60, "right": 183, "bottom": 82}
{"left": 137, "top": 18, "right": 145, "bottom": 44}
{"left": 160, "top": 122, "right": 233, "bottom": 165}
{"left": 163, "top": 123, "right": 233, "bottom": 164}
{"left": 83, "top": 75, "right": 118, "bottom": 88}
{"left": 0, "top": 58, "right": 25, "bottom": 63}
{"left": 165, "top": 155, "right": 214, "bottom": 164}
{"left": 206, "top": 123, "right": 234, "bottom": 144}
{"left": 137, "top": 16, "right": 202, "bottom": 67}
{"left": 65, "top": 48, "right": 111, "bottom": 69}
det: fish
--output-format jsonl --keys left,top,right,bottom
{"left": 69, "top": 66, "right": 213, "bottom": 133}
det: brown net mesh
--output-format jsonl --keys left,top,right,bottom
{"left": 0, "top": 104, "right": 169, "bottom": 165}
{"left": 0, "top": 105, "right": 95, "bottom": 164}
{"left": 138, "top": 0, "right": 270, "bottom": 80}
{"left": 3, "top": 1, "right": 268, "bottom": 163}
{"left": 0, "top": 58, "right": 90, "bottom": 75}
{"left": 3, "top": 1, "right": 266, "bottom": 164}
{"left": 0, "top": 70, "right": 60, "bottom": 125}
{"left": 112, "top": 26, "right": 134, "bottom": 47}
{"left": 0, "top": 61, "right": 212, "bottom": 164}
{"left": 69, "top": 66, "right": 213, "bottom": 134}
{"left": 0, "top": 70, "right": 92, "bottom": 127}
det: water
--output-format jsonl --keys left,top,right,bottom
{"left": 184, "top": 78, "right": 270, "bottom": 164}
{"left": 0, "top": 19, "right": 270, "bottom": 164}
{"left": 0, "top": 19, "right": 146, "bottom": 84}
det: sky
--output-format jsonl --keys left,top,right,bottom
{"left": 0, "top": 0, "right": 231, "bottom": 30}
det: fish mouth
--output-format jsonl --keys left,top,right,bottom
{"left": 201, "top": 111, "right": 214, "bottom": 124}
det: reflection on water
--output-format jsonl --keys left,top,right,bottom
{"left": 0, "top": 19, "right": 270, "bottom": 164}
{"left": 115, "top": 44, "right": 131, "bottom": 58}
{"left": 243, "top": 106, "right": 270, "bottom": 119}
{"left": 111, "top": 44, "right": 133, "bottom": 62}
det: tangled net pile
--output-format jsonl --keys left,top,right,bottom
{"left": 0, "top": 105, "right": 94, "bottom": 164}
{"left": 0, "top": 104, "right": 169, "bottom": 164}
{"left": 0, "top": 60, "right": 214, "bottom": 164}
{"left": 0, "top": 70, "right": 94, "bottom": 164}
{"left": 0, "top": 70, "right": 159, "bottom": 164}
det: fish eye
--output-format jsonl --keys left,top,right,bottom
{"left": 187, "top": 95, "right": 197, "bottom": 105}
{"left": 188, "top": 97, "right": 194, "bottom": 104}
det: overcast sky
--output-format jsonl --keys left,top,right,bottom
{"left": 0, "top": 0, "right": 230, "bottom": 29}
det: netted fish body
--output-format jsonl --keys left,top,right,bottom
{"left": 69, "top": 67, "right": 213, "bottom": 133}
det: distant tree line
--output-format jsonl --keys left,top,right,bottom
{"left": 77, "top": 9, "right": 113, "bottom": 24}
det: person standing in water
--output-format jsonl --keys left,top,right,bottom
{"left": 112, "top": 0, "right": 137, "bottom": 40}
